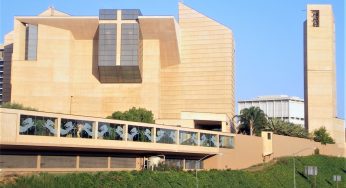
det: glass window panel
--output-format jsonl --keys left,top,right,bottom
{"left": 200, "top": 133, "right": 218, "bottom": 147}
{"left": 127, "top": 125, "right": 153, "bottom": 142}
{"left": 219, "top": 135, "right": 234, "bottom": 149}
{"left": 185, "top": 160, "right": 203, "bottom": 169}
{"left": 19, "top": 115, "right": 57, "bottom": 136}
{"left": 156, "top": 128, "right": 176, "bottom": 144}
{"left": 179, "top": 131, "right": 198, "bottom": 146}
{"left": 98, "top": 122, "right": 124, "bottom": 140}
{"left": 60, "top": 119, "right": 94, "bottom": 139}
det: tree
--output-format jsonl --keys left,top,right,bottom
{"left": 107, "top": 107, "right": 155, "bottom": 123}
{"left": 313, "top": 127, "right": 335, "bottom": 145}
{"left": 267, "top": 118, "right": 308, "bottom": 138}
{"left": 237, "top": 107, "right": 268, "bottom": 136}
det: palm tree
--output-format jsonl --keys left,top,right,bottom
{"left": 238, "top": 107, "right": 268, "bottom": 136}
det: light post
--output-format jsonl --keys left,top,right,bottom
{"left": 69, "top": 96, "right": 73, "bottom": 114}
{"left": 195, "top": 153, "right": 221, "bottom": 188}
{"left": 333, "top": 175, "right": 341, "bottom": 188}
{"left": 292, "top": 147, "right": 316, "bottom": 188}
{"left": 305, "top": 166, "right": 318, "bottom": 188}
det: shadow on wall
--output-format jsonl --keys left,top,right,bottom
{"left": 92, "top": 28, "right": 99, "bottom": 81}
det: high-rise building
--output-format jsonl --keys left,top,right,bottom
{"left": 0, "top": 45, "right": 3, "bottom": 104}
{"left": 4, "top": 3, "right": 235, "bottom": 131}
{"left": 304, "top": 5, "right": 344, "bottom": 146}
{"left": 238, "top": 95, "right": 305, "bottom": 126}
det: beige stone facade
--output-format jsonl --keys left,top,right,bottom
{"left": 304, "top": 5, "right": 345, "bottom": 146}
{"left": 4, "top": 3, "right": 234, "bottom": 131}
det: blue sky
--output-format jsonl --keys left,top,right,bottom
{"left": 0, "top": 0, "right": 344, "bottom": 118}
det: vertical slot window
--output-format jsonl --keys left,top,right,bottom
{"left": 25, "top": 24, "right": 38, "bottom": 60}
{"left": 311, "top": 10, "right": 319, "bottom": 27}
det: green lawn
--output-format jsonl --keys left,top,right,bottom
{"left": 1, "top": 155, "right": 345, "bottom": 188}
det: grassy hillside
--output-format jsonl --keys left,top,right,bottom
{"left": 1, "top": 155, "right": 345, "bottom": 188}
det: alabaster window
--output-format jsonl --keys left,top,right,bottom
{"left": 98, "top": 23, "right": 117, "bottom": 66}
{"left": 99, "top": 9, "right": 117, "bottom": 20}
{"left": 311, "top": 10, "right": 319, "bottom": 27}
{"left": 19, "top": 115, "right": 57, "bottom": 136}
{"left": 121, "top": 9, "right": 142, "bottom": 20}
{"left": 120, "top": 23, "right": 139, "bottom": 66}
{"left": 25, "top": 24, "right": 38, "bottom": 60}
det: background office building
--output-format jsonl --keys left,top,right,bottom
{"left": 2, "top": 3, "right": 235, "bottom": 132}
{"left": 238, "top": 95, "right": 305, "bottom": 126}
{"left": 0, "top": 45, "right": 3, "bottom": 104}
{"left": 304, "top": 5, "right": 344, "bottom": 146}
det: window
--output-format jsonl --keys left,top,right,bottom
{"left": 121, "top": 9, "right": 142, "bottom": 20}
{"left": 156, "top": 128, "right": 177, "bottom": 144}
{"left": 179, "top": 131, "right": 198, "bottom": 146}
{"left": 25, "top": 24, "right": 38, "bottom": 60}
{"left": 98, "top": 23, "right": 117, "bottom": 66}
{"left": 200, "top": 133, "right": 218, "bottom": 147}
{"left": 127, "top": 125, "right": 153, "bottom": 142}
{"left": 219, "top": 135, "right": 234, "bottom": 149}
{"left": 60, "top": 119, "right": 94, "bottom": 138}
{"left": 19, "top": 115, "right": 57, "bottom": 136}
{"left": 98, "top": 122, "right": 124, "bottom": 140}
{"left": 99, "top": 9, "right": 117, "bottom": 20}
{"left": 120, "top": 23, "right": 139, "bottom": 66}
{"left": 311, "top": 10, "right": 319, "bottom": 27}
{"left": 267, "top": 133, "right": 271, "bottom": 140}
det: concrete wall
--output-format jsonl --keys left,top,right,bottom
{"left": 272, "top": 134, "right": 344, "bottom": 157}
{"left": 204, "top": 134, "right": 263, "bottom": 170}
{"left": 205, "top": 133, "right": 344, "bottom": 170}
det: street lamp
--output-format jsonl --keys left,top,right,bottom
{"left": 195, "top": 153, "right": 221, "bottom": 188}
{"left": 292, "top": 147, "right": 317, "bottom": 188}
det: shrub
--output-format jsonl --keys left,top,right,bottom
{"left": 267, "top": 118, "right": 308, "bottom": 138}
{"left": 0, "top": 102, "right": 38, "bottom": 111}
{"left": 313, "top": 127, "right": 335, "bottom": 145}
{"left": 107, "top": 107, "right": 155, "bottom": 123}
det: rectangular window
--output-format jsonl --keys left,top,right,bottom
{"left": 267, "top": 133, "right": 271, "bottom": 140}
{"left": 99, "top": 9, "right": 117, "bottom": 20}
{"left": 127, "top": 125, "right": 153, "bottom": 142}
{"left": 60, "top": 119, "right": 94, "bottom": 138}
{"left": 179, "top": 131, "right": 198, "bottom": 146}
{"left": 121, "top": 9, "right": 142, "bottom": 20}
{"left": 185, "top": 160, "right": 203, "bottom": 169}
{"left": 311, "top": 10, "right": 319, "bottom": 27}
{"left": 98, "top": 24, "right": 117, "bottom": 66}
{"left": 19, "top": 115, "right": 57, "bottom": 136}
{"left": 98, "top": 122, "right": 124, "bottom": 140}
{"left": 219, "top": 135, "right": 234, "bottom": 149}
{"left": 25, "top": 24, "right": 38, "bottom": 60}
{"left": 200, "top": 133, "right": 218, "bottom": 147}
{"left": 120, "top": 23, "right": 139, "bottom": 66}
{"left": 156, "top": 128, "right": 177, "bottom": 144}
